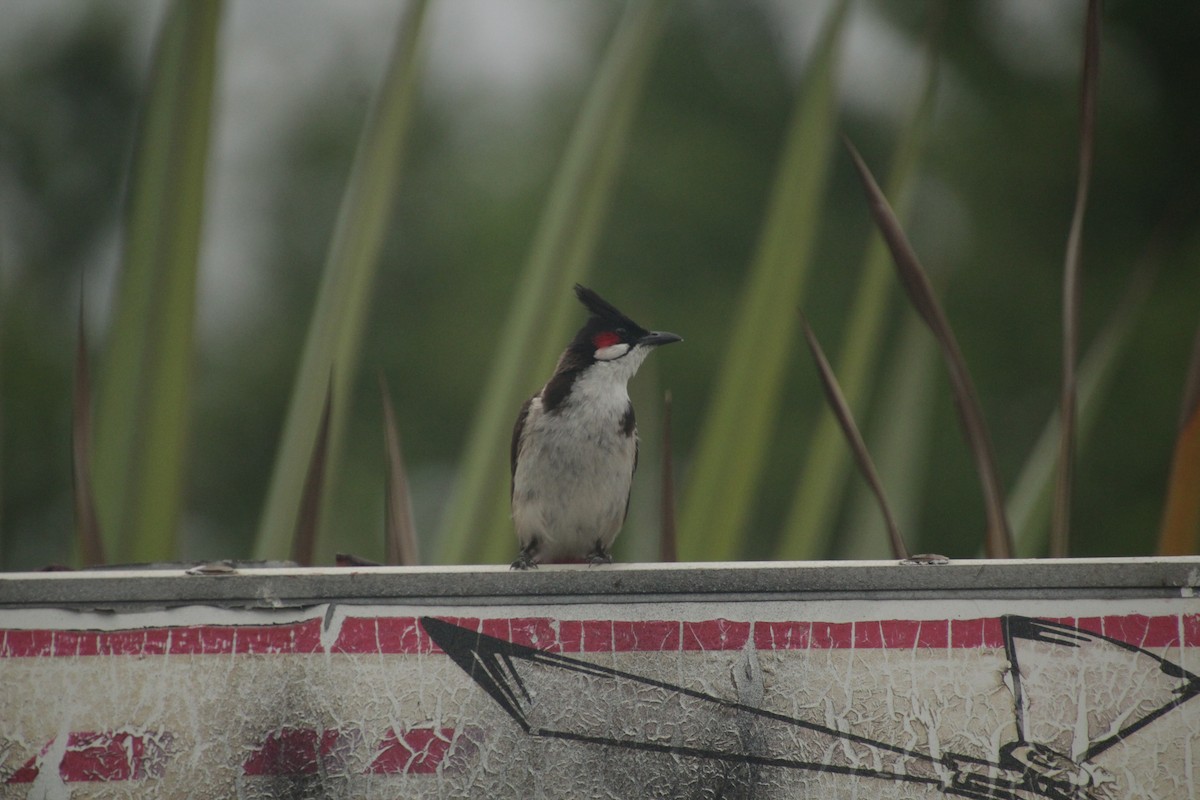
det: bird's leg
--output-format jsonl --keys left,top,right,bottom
{"left": 585, "top": 539, "right": 612, "bottom": 566}
{"left": 510, "top": 539, "right": 539, "bottom": 570}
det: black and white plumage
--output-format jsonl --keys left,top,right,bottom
{"left": 509, "top": 285, "right": 681, "bottom": 569}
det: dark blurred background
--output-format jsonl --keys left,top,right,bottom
{"left": 2, "top": 0, "right": 1198, "bottom": 568}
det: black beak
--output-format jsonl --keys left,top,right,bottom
{"left": 639, "top": 331, "right": 682, "bottom": 347}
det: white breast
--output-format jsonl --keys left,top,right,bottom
{"left": 511, "top": 363, "right": 640, "bottom": 562}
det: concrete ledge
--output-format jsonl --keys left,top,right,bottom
{"left": 2, "top": 556, "right": 1198, "bottom": 609}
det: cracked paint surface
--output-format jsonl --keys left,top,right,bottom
{"left": 1, "top": 600, "right": 1198, "bottom": 798}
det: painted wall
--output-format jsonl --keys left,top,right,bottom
{"left": 1, "top": 564, "right": 1198, "bottom": 798}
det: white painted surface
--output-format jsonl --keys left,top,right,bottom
{"left": 1, "top": 566, "right": 1198, "bottom": 798}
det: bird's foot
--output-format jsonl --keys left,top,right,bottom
{"left": 510, "top": 538, "right": 540, "bottom": 570}
{"left": 585, "top": 544, "right": 613, "bottom": 566}
{"left": 510, "top": 549, "right": 538, "bottom": 570}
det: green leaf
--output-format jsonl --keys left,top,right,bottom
{"left": 73, "top": 299, "right": 105, "bottom": 566}
{"left": 380, "top": 375, "right": 419, "bottom": 566}
{"left": 839, "top": 315, "right": 940, "bottom": 559}
{"left": 291, "top": 374, "right": 334, "bottom": 567}
{"left": 677, "top": 0, "right": 849, "bottom": 562}
{"left": 92, "top": 0, "right": 222, "bottom": 563}
{"left": 776, "top": 26, "right": 937, "bottom": 560}
{"left": 1012, "top": 262, "right": 1155, "bottom": 556}
{"left": 844, "top": 137, "right": 1013, "bottom": 558}
{"left": 798, "top": 311, "right": 908, "bottom": 559}
{"left": 254, "top": 0, "right": 431, "bottom": 559}
{"left": 436, "top": 1, "right": 672, "bottom": 565}
{"left": 1051, "top": 0, "right": 1102, "bottom": 556}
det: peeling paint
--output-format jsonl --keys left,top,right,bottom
{"left": 1, "top": 568, "right": 1198, "bottom": 798}
{"left": 26, "top": 724, "right": 68, "bottom": 800}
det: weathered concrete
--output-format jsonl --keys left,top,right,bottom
{"left": 2, "top": 559, "right": 1198, "bottom": 798}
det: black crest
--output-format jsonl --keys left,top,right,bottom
{"left": 574, "top": 284, "right": 648, "bottom": 336}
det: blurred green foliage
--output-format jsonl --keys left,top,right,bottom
{"left": 2, "top": 1, "right": 1198, "bottom": 569}
{"left": 679, "top": 0, "right": 847, "bottom": 562}
{"left": 92, "top": 0, "right": 221, "bottom": 563}
{"left": 255, "top": 0, "right": 431, "bottom": 560}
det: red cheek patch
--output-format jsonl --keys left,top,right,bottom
{"left": 592, "top": 331, "right": 621, "bottom": 349}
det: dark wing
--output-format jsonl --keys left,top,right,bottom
{"left": 620, "top": 401, "right": 637, "bottom": 472}
{"left": 510, "top": 397, "right": 533, "bottom": 500}
{"left": 621, "top": 401, "right": 637, "bottom": 521}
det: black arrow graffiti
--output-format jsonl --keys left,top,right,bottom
{"left": 422, "top": 615, "right": 1199, "bottom": 800}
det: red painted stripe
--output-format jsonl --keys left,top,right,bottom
{"left": 2, "top": 614, "right": 1197, "bottom": 659}
{"left": 951, "top": 618, "right": 1006, "bottom": 648}
{"left": 368, "top": 727, "right": 478, "bottom": 775}
{"left": 330, "top": 616, "right": 426, "bottom": 654}
{"left": 242, "top": 727, "right": 356, "bottom": 776}
{"left": 684, "top": 619, "right": 751, "bottom": 651}
{"left": 6, "top": 731, "right": 170, "bottom": 784}
{"left": 7, "top": 727, "right": 471, "bottom": 782}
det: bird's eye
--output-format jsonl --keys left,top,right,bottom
{"left": 592, "top": 331, "right": 621, "bottom": 349}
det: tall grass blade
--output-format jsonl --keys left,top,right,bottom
{"left": 1051, "top": 0, "right": 1101, "bottom": 557}
{"left": 840, "top": 316, "right": 939, "bottom": 559}
{"left": 1011, "top": 258, "right": 1154, "bottom": 556}
{"left": 254, "top": 0, "right": 430, "bottom": 559}
{"left": 844, "top": 137, "right": 1013, "bottom": 558}
{"left": 380, "top": 375, "right": 419, "bottom": 566}
{"left": 778, "top": 15, "right": 939, "bottom": 559}
{"left": 678, "top": 1, "right": 849, "bottom": 561}
{"left": 660, "top": 390, "right": 677, "bottom": 563}
{"left": 799, "top": 311, "right": 908, "bottom": 559}
{"left": 92, "top": 0, "right": 221, "bottom": 563}
{"left": 73, "top": 300, "right": 105, "bottom": 566}
{"left": 1158, "top": 322, "right": 1200, "bottom": 555}
{"left": 291, "top": 375, "right": 333, "bottom": 566}
{"left": 437, "top": 1, "right": 671, "bottom": 565}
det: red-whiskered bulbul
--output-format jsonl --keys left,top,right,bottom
{"left": 509, "top": 284, "right": 681, "bottom": 569}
